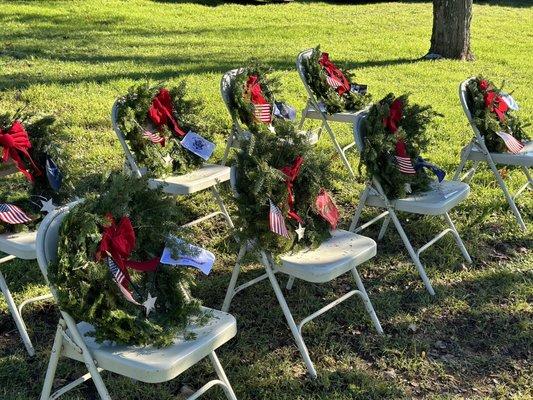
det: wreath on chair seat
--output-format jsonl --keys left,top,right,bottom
{"left": 0, "top": 111, "right": 70, "bottom": 234}
{"left": 49, "top": 173, "right": 204, "bottom": 347}
{"left": 358, "top": 93, "right": 443, "bottom": 200}
{"left": 301, "top": 46, "right": 371, "bottom": 114}
{"left": 465, "top": 76, "right": 529, "bottom": 154}
{"left": 115, "top": 82, "right": 217, "bottom": 178}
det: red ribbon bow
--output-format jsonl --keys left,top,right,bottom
{"left": 96, "top": 214, "right": 160, "bottom": 287}
{"left": 315, "top": 189, "right": 339, "bottom": 230}
{"left": 382, "top": 98, "right": 411, "bottom": 160}
{"left": 148, "top": 88, "right": 187, "bottom": 138}
{"left": 484, "top": 91, "right": 508, "bottom": 123}
{"left": 0, "top": 121, "right": 41, "bottom": 182}
{"left": 245, "top": 75, "right": 270, "bottom": 105}
{"left": 280, "top": 156, "right": 304, "bottom": 224}
{"left": 318, "top": 53, "right": 351, "bottom": 96}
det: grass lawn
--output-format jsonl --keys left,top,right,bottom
{"left": 1, "top": 0, "right": 532, "bottom": 399}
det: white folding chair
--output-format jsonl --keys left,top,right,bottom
{"left": 453, "top": 78, "right": 532, "bottom": 231}
{"left": 349, "top": 111, "right": 472, "bottom": 296}
{"left": 296, "top": 49, "right": 363, "bottom": 178}
{"left": 221, "top": 168, "right": 382, "bottom": 378}
{"left": 220, "top": 69, "right": 319, "bottom": 154}
{"left": 0, "top": 167, "right": 53, "bottom": 356}
{"left": 37, "top": 204, "right": 239, "bottom": 400}
{"left": 111, "top": 100, "right": 234, "bottom": 229}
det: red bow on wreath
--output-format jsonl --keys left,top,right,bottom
{"left": 96, "top": 214, "right": 160, "bottom": 287}
{"left": 318, "top": 53, "right": 351, "bottom": 96}
{"left": 0, "top": 121, "right": 42, "bottom": 182}
{"left": 280, "top": 156, "right": 304, "bottom": 224}
{"left": 484, "top": 91, "right": 508, "bottom": 123}
{"left": 148, "top": 88, "right": 187, "bottom": 138}
{"left": 383, "top": 98, "right": 416, "bottom": 175}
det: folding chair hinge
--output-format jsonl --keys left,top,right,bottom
{"left": 59, "top": 325, "right": 83, "bottom": 354}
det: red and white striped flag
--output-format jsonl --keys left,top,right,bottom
{"left": 326, "top": 75, "right": 343, "bottom": 89}
{"left": 0, "top": 204, "right": 32, "bottom": 225}
{"left": 269, "top": 199, "right": 289, "bottom": 238}
{"left": 106, "top": 256, "right": 140, "bottom": 305}
{"left": 496, "top": 131, "right": 524, "bottom": 154}
{"left": 253, "top": 103, "right": 272, "bottom": 124}
{"left": 142, "top": 130, "right": 165, "bottom": 145}
{"left": 395, "top": 156, "right": 416, "bottom": 175}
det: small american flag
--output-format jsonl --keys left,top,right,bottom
{"left": 0, "top": 204, "right": 32, "bottom": 225}
{"left": 395, "top": 156, "right": 416, "bottom": 175}
{"left": 106, "top": 257, "right": 140, "bottom": 305}
{"left": 496, "top": 131, "right": 524, "bottom": 154}
{"left": 269, "top": 199, "right": 289, "bottom": 238}
{"left": 253, "top": 103, "right": 272, "bottom": 124}
{"left": 142, "top": 130, "right": 165, "bottom": 145}
{"left": 326, "top": 75, "right": 343, "bottom": 89}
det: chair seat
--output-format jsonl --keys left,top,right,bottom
{"left": 148, "top": 164, "right": 231, "bottom": 195}
{"left": 62, "top": 307, "right": 236, "bottom": 384}
{"left": 464, "top": 141, "right": 533, "bottom": 167}
{"left": 305, "top": 106, "right": 359, "bottom": 124}
{"left": 0, "top": 231, "right": 37, "bottom": 260}
{"left": 365, "top": 181, "right": 470, "bottom": 215}
{"left": 279, "top": 230, "right": 376, "bottom": 283}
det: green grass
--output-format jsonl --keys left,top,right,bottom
{"left": 1, "top": 0, "right": 532, "bottom": 399}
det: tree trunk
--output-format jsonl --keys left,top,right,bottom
{"left": 425, "top": 0, "right": 474, "bottom": 60}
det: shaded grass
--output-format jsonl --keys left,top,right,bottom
{"left": 0, "top": 0, "right": 532, "bottom": 399}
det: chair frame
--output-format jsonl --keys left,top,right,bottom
{"left": 37, "top": 206, "right": 238, "bottom": 400}
{"left": 111, "top": 100, "right": 234, "bottom": 230}
{"left": 0, "top": 168, "right": 53, "bottom": 356}
{"left": 348, "top": 111, "right": 472, "bottom": 296}
{"left": 296, "top": 49, "right": 361, "bottom": 179}
{"left": 453, "top": 78, "right": 532, "bottom": 231}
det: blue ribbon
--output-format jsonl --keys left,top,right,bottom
{"left": 414, "top": 157, "right": 445, "bottom": 182}
{"left": 273, "top": 102, "right": 296, "bottom": 121}
{"left": 45, "top": 156, "right": 63, "bottom": 191}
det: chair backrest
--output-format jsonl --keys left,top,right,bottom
{"left": 352, "top": 110, "right": 368, "bottom": 153}
{"left": 296, "top": 49, "right": 321, "bottom": 107}
{"left": 111, "top": 99, "right": 144, "bottom": 178}
{"left": 36, "top": 203, "right": 77, "bottom": 289}
{"left": 459, "top": 77, "right": 484, "bottom": 143}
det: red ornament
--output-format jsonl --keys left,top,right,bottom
{"left": 148, "top": 88, "right": 186, "bottom": 138}
{"left": 0, "top": 121, "right": 41, "bottom": 182}
{"left": 315, "top": 189, "right": 339, "bottom": 230}
{"left": 96, "top": 214, "right": 160, "bottom": 287}
{"left": 479, "top": 79, "right": 489, "bottom": 91}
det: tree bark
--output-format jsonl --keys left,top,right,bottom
{"left": 425, "top": 0, "right": 474, "bottom": 60}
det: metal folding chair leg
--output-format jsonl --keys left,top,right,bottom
{"left": 377, "top": 216, "right": 391, "bottom": 241}
{"left": 388, "top": 211, "right": 436, "bottom": 296}
{"left": 260, "top": 252, "right": 317, "bottom": 379}
{"left": 350, "top": 268, "right": 383, "bottom": 334}
{"left": 221, "top": 244, "right": 247, "bottom": 312}
{"left": 211, "top": 185, "right": 234, "bottom": 229}
{"left": 208, "top": 352, "right": 238, "bottom": 400}
{"left": 0, "top": 269, "right": 35, "bottom": 356}
{"left": 443, "top": 213, "right": 472, "bottom": 264}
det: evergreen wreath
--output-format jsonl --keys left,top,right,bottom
{"left": 301, "top": 46, "right": 371, "bottom": 114}
{"left": 0, "top": 110, "right": 70, "bottom": 234}
{"left": 228, "top": 61, "right": 280, "bottom": 132}
{"left": 115, "top": 81, "right": 215, "bottom": 178}
{"left": 233, "top": 119, "right": 337, "bottom": 254}
{"left": 465, "top": 76, "right": 529, "bottom": 153}
{"left": 48, "top": 173, "right": 202, "bottom": 346}
{"left": 359, "top": 93, "right": 440, "bottom": 199}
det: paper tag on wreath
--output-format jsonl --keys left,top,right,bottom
{"left": 180, "top": 131, "right": 215, "bottom": 161}
{"left": 160, "top": 237, "right": 215, "bottom": 275}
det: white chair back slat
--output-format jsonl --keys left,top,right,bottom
{"left": 459, "top": 77, "right": 484, "bottom": 144}
{"left": 111, "top": 99, "right": 144, "bottom": 178}
{"left": 296, "top": 49, "right": 321, "bottom": 108}
{"left": 352, "top": 111, "right": 367, "bottom": 153}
